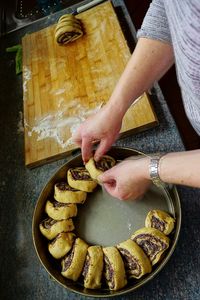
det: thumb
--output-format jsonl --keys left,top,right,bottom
{"left": 98, "top": 169, "right": 114, "bottom": 184}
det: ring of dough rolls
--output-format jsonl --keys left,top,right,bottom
{"left": 131, "top": 227, "right": 170, "bottom": 266}
{"left": 45, "top": 200, "right": 77, "bottom": 220}
{"left": 145, "top": 209, "right": 175, "bottom": 235}
{"left": 54, "top": 182, "right": 87, "bottom": 204}
{"left": 55, "top": 14, "right": 83, "bottom": 45}
{"left": 67, "top": 167, "right": 97, "bottom": 192}
{"left": 85, "top": 155, "right": 116, "bottom": 182}
{"left": 48, "top": 232, "right": 76, "bottom": 259}
{"left": 39, "top": 218, "right": 74, "bottom": 240}
{"left": 39, "top": 153, "right": 176, "bottom": 291}
{"left": 82, "top": 245, "right": 104, "bottom": 289}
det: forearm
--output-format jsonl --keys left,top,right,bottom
{"left": 106, "top": 37, "right": 174, "bottom": 117}
{"left": 130, "top": 150, "right": 200, "bottom": 188}
{"left": 158, "top": 150, "right": 200, "bottom": 187}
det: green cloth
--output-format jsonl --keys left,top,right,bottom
{"left": 6, "top": 45, "right": 22, "bottom": 75}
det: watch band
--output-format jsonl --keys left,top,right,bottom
{"left": 149, "top": 154, "right": 165, "bottom": 187}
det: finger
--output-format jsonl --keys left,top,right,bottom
{"left": 81, "top": 137, "right": 93, "bottom": 163}
{"left": 72, "top": 137, "right": 82, "bottom": 147}
{"left": 103, "top": 181, "right": 117, "bottom": 197}
{"left": 94, "top": 137, "right": 114, "bottom": 161}
{"left": 71, "top": 129, "right": 82, "bottom": 146}
{"left": 98, "top": 168, "right": 115, "bottom": 183}
{"left": 104, "top": 180, "right": 129, "bottom": 201}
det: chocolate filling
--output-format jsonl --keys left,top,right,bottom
{"left": 151, "top": 216, "right": 166, "bottom": 232}
{"left": 118, "top": 248, "right": 141, "bottom": 277}
{"left": 95, "top": 158, "right": 114, "bottom": 172}
{"left": 133, "top": 234, "right": 167, "bottom": 261}
{"left": 42, "top": 218, "right": 57, "bottom": 229}
{"left": 52, "top": 200, "right": 70, "bottom": 208}
{"left": 104, "top": 255, "right": 115, "bottom": 289}
{"left": 70, "top": 168, "right": 91, "bottom": 180}
{"left": 62, "top": 245, "right": 75, "bottom": 271}
{"left": 55, "top": 182, "right": 75, "bottom": 191}
{"left": 82, "top": 254, "right": 90, "bottom": 278}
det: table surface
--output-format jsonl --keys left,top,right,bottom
{"left": 0, "top": 1, "right": 200, "bottom": 299}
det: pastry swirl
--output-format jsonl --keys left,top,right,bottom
{"left": 48, "top": 232, "right": 75, "bottom": 259}
{"left": 39, "top": 217, "right": 74, "bottom": 240}
{"left": 61, "top": 238, "right": 88, "bottom": 281}
{"left": 131, "top": 227, "right": 170, "bottom": 265}
{"left": 117, "top": 239, "right": 152, "bottom": 279}
{"left": 54, "top": 182, "right": 87, "bottom": 204}
{"left": 55, "top": 14, "right": 83, "bottom": 45}
{"left": 85, "top": 155, "right": 116, "bottom": 181}
{"left": 103, "top": 246, "right": 127, "bottom": 291}
{"left": 145, "top": 210, "right": 175, "bottom": 235}
{"left": 45, "top": 200, "right": 77, "bottom": 220}
{"left": 67, "top": 167, "right": 97, "bottom": 192}
{"left": 82, "top": 246, "right": 104, "bottom": 289}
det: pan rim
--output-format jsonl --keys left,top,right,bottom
{"left": 32, "top": 146, "right": 181, "bottom": 298}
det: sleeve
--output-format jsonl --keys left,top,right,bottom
{"left": 137, "top": 0, "right": 172, "bottom": 44}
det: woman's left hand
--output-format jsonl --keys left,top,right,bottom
{"left": 98, "top": 157, "right": 151, "bottom": 200}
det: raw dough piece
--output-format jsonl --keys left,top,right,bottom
{"left": 55, "top": 14, "right": 83, "bottom": 45}
{"left": 117, "top": 239, "right": 152, "bottom": 279}
{"left": 131, "top": 227, "right": 170, "bottom": 265}
{"left": 85, "top": 155, "right": 116, "bottom": 181}
{"left": 45, "top": 200, "right": 77, "bottom": 220}
{"left": 82, "top": 245, "right": 103, "bottom": 289}
{"left": 48, "top": 232, "right": 75, "bottom": 259}
{"left": 39, "top": 218, "right": 74, "bottom": 240}
{"left": 54, "top": 182, "right": 87, "bottom": 204}
{"left": 67, "top": 167, "right": 97, "bottom": 192}
{"left": 145, "top": 210, "right": 175, "bottom": 235}
{"left": 61, "top": 238, "right": 88, "bottom": 281}
{"left": 103, "top": 246, "right": 127, "bottom": 291}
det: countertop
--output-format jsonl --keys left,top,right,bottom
{"left": 0, "top": 1, "right": 200, "bottom": 299}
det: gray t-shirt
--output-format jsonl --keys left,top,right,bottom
{"left": 137, "top": 0, "right": 200, "bottom": 136}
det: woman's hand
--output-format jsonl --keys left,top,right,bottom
{"left": 98, "top": 157, "right": 151, "bottom": 201}
{"left": 72, "top": 105, "right": 123, "bottom": 163}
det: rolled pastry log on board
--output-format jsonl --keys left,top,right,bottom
{"left": 61, "top": 238, "right": 88, "bottom": 281}
{"left": 45, "top": 200, "right": 77, "bottom": 220}
{"left": 54, "top": 182, "right": 87, "bottom": 204}
{"left": 131, "top": 227, "right": 170, "bottom": 266}
{"left": 82, "top": 245, "right": 104, "bottom": 289}
{"left": 85, "top": 155, "right": 116, "bottom": 182}
{"left": 102, "top": 246, "right": 127, "bottom": 291}
{"left": 39, "top": 217, "right": 74, "bottom": 240}
{"left": 145, "top": 210, "right": 175, "bottom": 235}
{"left": 117, "top": 239, "right": 152, "bottom": 279}
{"left": 55, "top": 14, "right": 83, "bottom": 45}
{"left": 67, "top": 167, "right": 97, "bottom": 192}
{"left": 48, "top": 232, "right": 76, "bottom": 259}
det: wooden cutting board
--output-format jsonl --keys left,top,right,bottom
{"left": 22, "top": 1, "right": 158, "bottom": 167}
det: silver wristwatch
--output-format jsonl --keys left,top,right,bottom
{"left": 149, "top": 154, "right": 165, "bottom": 187}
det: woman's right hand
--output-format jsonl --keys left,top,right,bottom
{"left": 72, "top": 105, "right": 123, "bottom": 163}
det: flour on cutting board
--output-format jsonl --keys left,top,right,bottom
{"left": 26, "top": 102, "right": 103, "bottom": 148}
{"left": 23, "top": 66, "right": 31, "bottom": 98}
{"left": 17, "top": 111, "right": 24, "bottom": 134}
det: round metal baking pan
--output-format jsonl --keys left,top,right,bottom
{"left": 32, "top": 146, "right": 181, "bottom": 297}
